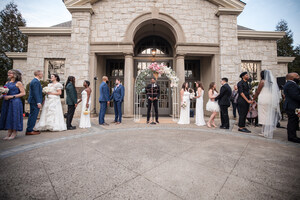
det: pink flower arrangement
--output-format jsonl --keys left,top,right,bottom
{"left": 148, "top": 62, "right": 166, "bottom": 74}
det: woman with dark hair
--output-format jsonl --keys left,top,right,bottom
{"left": 77, "top": 80, "right": 92, "bottom": 128}
{"left": 253, "top": 70, "right": 281, "bottom": 138}
{"left": 178, "top": 82, "right": 190, "bottom": 124}
{"left": 0, "top": 70, "right": 25, "bottom": 140}
{"left": 194, "top": 81, "right": 206, "bottom": 126}
{"left": 65, "top": 76, "right": 78, "bottom": 130}
{"left": 206, "top": 82, "right": 219, "bottom": 128}
{"left": 35, "top": 74, "right": 66, "bottom": 131}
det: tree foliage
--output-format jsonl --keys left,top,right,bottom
{"left": 0, "top": 2, "right": 27, "bottom": 85}
{"left": 276, "top": 19, "right": 300, "bottom": 74}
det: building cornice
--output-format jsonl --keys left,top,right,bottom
{"left": 19, "top": 27, "right": 71, "bottom": 36}
{"left": 66, "top": 5, "right": 94, "bottom": 14}
{"left": 277, "top": 56, "right": 295, "bottom": 64}
{"left": 5, "top": 52, "right": 27, "bottom": 59}
{"left": 238, "top": 30, "right": 285, "bottom": 40}
{"left": 216, "top": 8, "right": 243, "bottom": 16}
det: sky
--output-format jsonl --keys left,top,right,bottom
{"left": 0, "top": 0, "right": 299, "bottom": 46}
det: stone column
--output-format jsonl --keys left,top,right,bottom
{"left": 124, "top": 54, "right": 134, "bottom": 117}
{"left": 176, "top": 54, "right": 185, "bottom": 114}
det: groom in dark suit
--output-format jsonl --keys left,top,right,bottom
{"left": 66, "top": 76, "right": 78, "bottom": 130}
{"left": 110, "top": 79, "right": 125, "bottom": 124}
{"left": 283, "top": 72, "right": 300, "bottom": 143}
{"left": 146, "top": 78, "right": 160, "bottom": 124}
{"left": 26, "top": 70, "right": 43, "bottom": 135}
{"left": 99, "top": 76, "right": 110, "bottom": 125}
{"left": 215, "top": 77, "right": 232, "bottom": 129}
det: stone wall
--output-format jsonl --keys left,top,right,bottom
{"left": 238, "top": 39, "right": 287, "bottom": 78}
{"left": 90, "top": 0, "right": 219, "bottom": 43}
{"left": 25, "top": 36, "right": 71, "bottom": 85}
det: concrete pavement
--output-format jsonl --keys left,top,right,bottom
{"left": 0, "top": 116, "right": 299, "bottom": 200}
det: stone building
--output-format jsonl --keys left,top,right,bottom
{"left": 6, "top": 0, "right": 294, "bottom": 117}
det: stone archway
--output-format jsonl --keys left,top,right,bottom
{"left": 123, "top": 11, "right": 186, "bottom": 44}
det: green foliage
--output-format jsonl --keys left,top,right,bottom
{"left": 276, "top": 20, "right": 300, "bottom": 74}
{"left": 0, "top": 2, "right": 27, "bottom": 85}
{"left": 23, "top": 80, "right": 49, "bottom": 101}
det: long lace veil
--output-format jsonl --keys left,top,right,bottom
{"left": 262, "top": 70, "right": 282, "bottom": 138}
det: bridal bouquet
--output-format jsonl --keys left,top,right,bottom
{"left": 0, "top": 86, "right": 9, "bottom": 95}
{"left": 42, "top": 87, "right": 51, "bottom": 94}
{"left": 296, "top": 108, "right": 300, "bottom": 118}
{"left": 83, "top": 109, "right": 90, "bottom": 115}
{"left": 181, "top": 101, "right": 187, "bottom": 109}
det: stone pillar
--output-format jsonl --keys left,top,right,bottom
{"left": 124, "top": 54, "right": 134, "bottom": 117}
{"left": 219, "top": 14, "right": 240, "bottom": 86}
{"left": 176, "top": 54, "right": 185, "bottom": 112}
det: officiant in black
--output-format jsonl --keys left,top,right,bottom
{"left": 146, "top": 78, "right": 160, "bottom": 124}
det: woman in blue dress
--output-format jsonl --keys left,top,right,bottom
{"left": 0, "top": 69, "right": 25, "bottom": 140}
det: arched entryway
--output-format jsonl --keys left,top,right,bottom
{"left": 133, "top": 20, "right": 176, "bottom": 116}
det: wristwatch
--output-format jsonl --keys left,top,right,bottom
{"left": 12, "top": 96, "right": 16, "bottom": 99}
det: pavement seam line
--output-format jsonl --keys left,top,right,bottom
{"left": 213, "top": 141, "right": 250, "bottom": 200}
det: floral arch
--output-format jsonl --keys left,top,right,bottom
{"left": 134, "top": 62, "right": 179, "bottom": 122}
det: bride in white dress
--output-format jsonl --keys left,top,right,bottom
{"left": 195, "top": 81, "right": 206, "bottom": 126}
{"left": 206, "top": 82, "right": 219, "bottom": 128}
{"left": 77, "top": 80, "right": 92, "bottom": 128}
{"left": 35, "top": 74, "right": 67, "bottom": 131}
{"left": 178, "top": 82, "right": 190, "bottom": 124}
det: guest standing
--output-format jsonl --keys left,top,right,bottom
{"left": 237, "top": 72, "right": 253, "bottom": 133}
{"left": 178, "top": 82, "right": 190, "bottom": 124}
{"left": 215, "top": 78, "right": 232, "bottom": 129}
{"left": 99, "top": 76, "right": 110, "bottom": 125}
{"left": 66, "top": 76, "right": 78, "bottom": 130}
{"left": 77, "top": 80, "right": 92, "bottom": 128}
{"left": 253, "top": 70, "right": 281, "bottom": 138}
{"left": 26, "top": 70, "right": 43, "bottom": 135}
{"left": 194, "top": 81, "right": 206, "bottom": 126}
{"left": 231, "top": 85, "right": 238, "bottom": 119}
{"left": 110, "top": 78, "right": 125, "bottom": 124}
{"left": 206, "top": 82, "right": 219, "bottom": 128}
{"left": 283, "top": 72, "right": 300, "bottom": 143}
{"left": 0, "top": 70, "right": 25, "bottom": 140}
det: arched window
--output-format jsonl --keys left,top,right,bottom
{"left": 135, "top": 36, "right": 172, "bottom": 57}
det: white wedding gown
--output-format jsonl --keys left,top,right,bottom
{"left": 195, "top": 90, "right": 206, "bottom": 126}
{"left": 79, "top": 90, "right": 91, "bottom": 128}
{"left": 34, "top": 83, "right": 67, "bottom": 132}
{"left": 178, "top": 91, "right": 190, "bottom": 124}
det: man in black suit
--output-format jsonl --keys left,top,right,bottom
{"left": 146, "top": 78, "right": 160, "bottom": 124}
{"left": 283, "top": 72, "right": 300, "bottom": 143}
{"left": 215, "top": 77, "right": 232, "bottom": 129}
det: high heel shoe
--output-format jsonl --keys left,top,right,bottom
{"left": 207, "top": 122, "right": 212, "bottom": 128}
{"left": 212, "top": 123, "right": 217, "bottom": 128}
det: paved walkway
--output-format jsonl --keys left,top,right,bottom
{"left": 0, "top": 116, "right": 299, "bottom": 200}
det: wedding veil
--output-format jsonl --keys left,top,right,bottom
{"left": 262, "top": 70, "right": 282, "bottom": 138}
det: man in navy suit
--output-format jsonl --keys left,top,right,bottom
{"left": 283, "top": 72, "right": 300, "bottom": 143}
{"left": 215, "top": 77, "right": 232, "bottom": 129}
{"left": 99, "top": 76, "right": 110, "bottom": 125}
{"left": 26, "top": 70, "right": 43, "bottom": 135}
{"left": 110, "top": 79, "right": 125, "bottom": 124}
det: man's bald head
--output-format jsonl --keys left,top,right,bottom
{"left": 286, "top": 72, "right": 299, "bottom": 81}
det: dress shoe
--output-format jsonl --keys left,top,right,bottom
{"left": 288, "top": 137, "right": 300, "bottom": 143}
{"left": 220, "top": 126, "right": 229, "bottom": 129}
{"left": 67, "top": 127, "right": 75, "bottom": 130}
{"left": 115, "top": 122, "right": 121, "bottom": 125}
{"left": 103, "top": 123, "right": 109, "bottom": 126}
{"left": 238, "top": 128, "right": 251, "bottom": 133}
{"left": 156, "top": 121, "right": 159, "bottom": 124}
{"left": 26, "top": 131, "right": 40, "bottom": 135}
{"left": 72, "top": 126, "right": 76, "bottom": 129}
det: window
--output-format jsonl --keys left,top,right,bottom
{"left": 135, "top": 36, "right": 172, "bottom": 57}
{"left": 241, "top": 61, "right": 261, "bottom": 81}
{"left": 44, "top": 59, "right": 66, "bottom": 82}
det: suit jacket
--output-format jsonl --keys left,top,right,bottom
{"left": 215, "top": 83, "right": 232, "bottom": 107}
{"left": 66, "top": 82, "right": 78, "bottom": 105}
{"left": 110, "top": 84, "right": 124, "bottom": 102}
{"left": 28, "top": 78, "right": 43, "bottom": 105}
{"left": 146, "top": 84, "right": 160, "bottom": 99}
{"left": 283, "top": 81, "right": 300, "bottom": 111}
{"left": 99, "top": 82, "right": 110, "bottom": 102}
